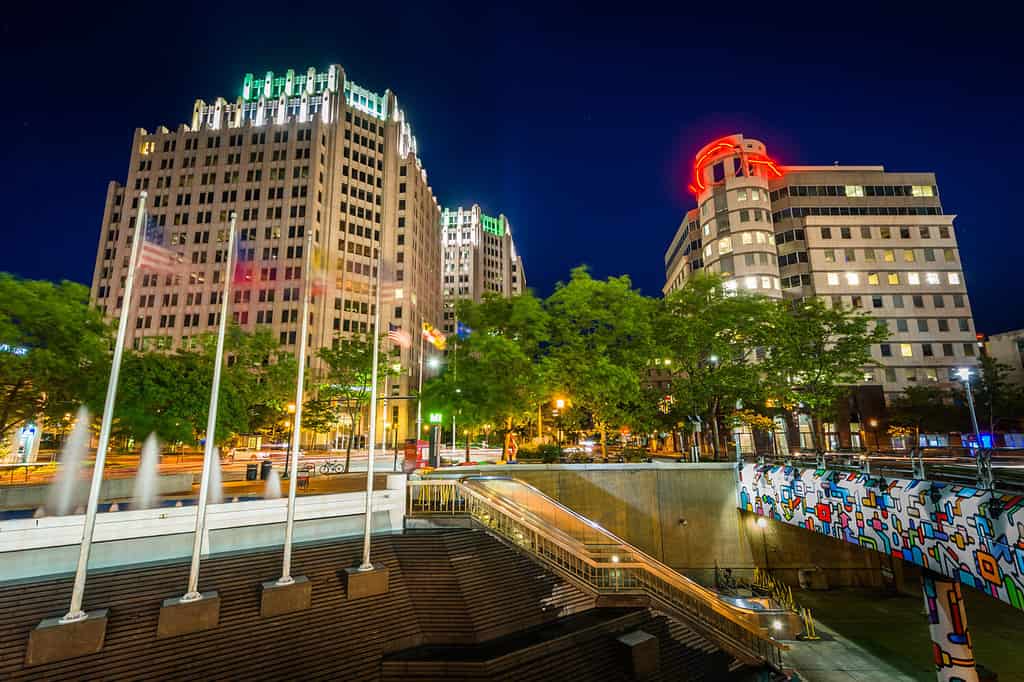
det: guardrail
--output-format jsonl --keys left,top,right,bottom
{"left": 744, "top": 447, "right": 1024, "bottom": 493}
{"left": 407, "top": 476, "right": 785, "bottom": 670}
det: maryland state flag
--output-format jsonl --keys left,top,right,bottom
{"left": 310, "top": 242, "right": 327, "bottom": 296}
{"left": 421, "top": 322, "right": 447, "bottom": 350}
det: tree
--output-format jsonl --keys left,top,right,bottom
{"left": 971, "top": 356, "right": 1024, "bottom": 434}
{"left": 545, "top": 268, "right": 655, "bottom": 458}
{"left": 316, "top": 334, "right": 395, "bottom": 472}
{"left": 426, "top": 292, "right": 552, "bottom": 461}
{"left": 654, "top": 274, "right": 774, "bottom": 458}
{"left": 0, "top": 274, "right": 111, "bottom": 436}
{"left": 113, "top": 327, "right": 296, "bottom": 446}
{"left": 888, "top": 384, "right": 965, "bottom": 447}
{"left": 765, "top": 297, "right": 888, "bottom": 452}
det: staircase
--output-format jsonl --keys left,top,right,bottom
{"left": 407, "top": 476, "right": 786, "bottom": 671}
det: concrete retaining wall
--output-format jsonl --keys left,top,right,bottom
{"left": 0, "top": 473, "right": 194, "bottom": 510}
{"left": 438, "top": 463, "right": 887, "bottom": 587}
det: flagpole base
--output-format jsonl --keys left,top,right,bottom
{"left": 157, "top": 591, "right": 220, "bottom": 638}
{"left": 26, "top": 609, "right": 108, "bottom": 666}
{"left": 260, "top": 575, "right": 311, "bottom": 618}
{"left": 344, "top": 564, "right": 390, "bottom": 600}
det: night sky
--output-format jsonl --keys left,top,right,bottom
{"left": 2, "top": 4, "right": 1021, "bottom": 332}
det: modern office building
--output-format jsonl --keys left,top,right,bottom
{"left": 89, "top": 64, "right": 443, "bottom": 442}
{"left": 662, "top": 134, "right": 978, "bottom": 448}
{"left": 985, "top": 329, "right": 1024, "bottom": 385}
{"left": 440, "top": 205, "right": 526, "bottom": 335}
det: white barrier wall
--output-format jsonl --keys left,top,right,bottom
{"left": 0, "top": 474, "right": 406, "bottom": 582}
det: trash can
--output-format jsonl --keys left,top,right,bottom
{"left": 260, "top": 460, "right": 273, "bottom": 481}
{"left": 246, "top": 463, "right": 258, "bottom": 481}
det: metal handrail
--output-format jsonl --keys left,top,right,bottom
{"left": 407, "top": 476, "right": 785, "bottom": 669}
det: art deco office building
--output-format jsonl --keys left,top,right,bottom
{"left": 440, "top": 205, "right": 526, "bottom": 335}
{"left": 663, "top": 133, "right": 978, "bottom": 398}
{"left": 89, "top": 65, "right": 443, "bottom": 441}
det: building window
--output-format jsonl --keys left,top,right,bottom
{"left": 827, "top": 273, "right": 839, "bottom": 286}
{"left": 845, "top": 272, "right": 859, "bottom": 286}
{"left": 963, "top": 343, "right": 975, "bottom": 356}
{"left": 917, "top": 319, "right": 929, "bottom": 332}
{"left": 880, "top": 343, "right": 892, "bottom": 357}
{"left": 821, "top": 227, "right": 832, "bottom": 239}
{"left": 897, "top": 319, "right": 909, "bottom": 332}
{"left": 824, "top": 249, "right": 836, "bottom": 263}
{"left": 908, "top": 272, "right": 920, "bottom": 285}
{"left": 887, "top": 272, "right": 900, "bottom": 285}
{"left": 900, "top": 343, "right": 913, "bottom": 358}
{"left": 948, "top": 272, "right": 961, "bottom": 285}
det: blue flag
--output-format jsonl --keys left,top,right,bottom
{"left": 456, "top": 321, "right": 473, "bottom": 339}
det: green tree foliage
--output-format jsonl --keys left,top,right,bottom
{"left": 971, "top": 355, "right": 1024, "bottom": 433}
{"left": 655, "top": 274, "right": 774, "bottom": 457}
{"left": 764, "top": 297, "right": 889, "bottom": 451}
{"left": 425, "top": 292, "right": 551, "bottom": 460}
{"left": 888, "top": 384, "right": 966, "bottom": 445}
{"left": 0, "top": 274, "right": 111, "bottom": 434}
{"left": 315, "top": 334, "right": 396, "bottom": 471}
{"left": 114, "top": 327, "right": 295, "bottom": 445}
{"left": 545, "top": 267, "right": 655, "bottom": 458}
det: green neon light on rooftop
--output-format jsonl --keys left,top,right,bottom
{"left": 480, "top": 214, "right": 505, "bottom": 237}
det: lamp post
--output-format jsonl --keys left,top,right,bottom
{"left": 869, "top": 418, "right": 879, "bottom": 452}
{"left": 955, "top": 367, "right": 982, "bottom": 449}
{"left": 284, "top": 402, "right": 296, "bottom": 478}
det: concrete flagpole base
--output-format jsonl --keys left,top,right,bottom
{"left": 25, "top": 609, "right": 108, "bottom": 666}
{"left": 344, "top": 564, "right": 390, "bottom": 600}
{"left": 260, "top": 576, "right": 312, "bottom": 617}
{"left": 157, "top": 591, "right": 220, "bottom": 638}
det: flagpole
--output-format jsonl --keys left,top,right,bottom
{"left": 415, "top": 332, "right": 424, "bottom": 442}
{"left": 278, "top": 233, "right": 314, "bottom": 585}
{"left": 62, "top": 192, "right": 149, "bottom": 623}
{"left": 358, "top": 246, "right": 385, "bottom": 571}
{"left": 182, "top": 212, "right": 236, "bottom": 601}
{"left": 381, "top": 373, "right": 389, "bottom": 452}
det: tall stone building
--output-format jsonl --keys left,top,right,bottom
{"left": 440, "top": 205, "right": 525, "bottom": 335}
{"left": 662, "top": 134, "right": 978, "bottom": 448}
{"left": 89, "top": 65, "right": 443, "bottom": 443}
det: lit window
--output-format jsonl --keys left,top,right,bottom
{"left": 925, "top": 272, "right": 940, "bottom": 285}
{"left": 737, "top": 189, "right": 747, "bottom": 201}
{"left": 948, "top": 272, "right": 961, "bottom": 285}
{"left": 755, "top": 231, "right": 766, "bottom": 244}
{"left": 773, "top": 277, "right": 780, "bottom": 289}
{"left": 908, "top": 272, "right": 920, "bottom": 285}
{"left": 719, "top": 237, "right": 732, "bottom": 254}
{"left": 883, "top": 249, "right": 895, "bottom": 262}
{"left": 911, "top": 185, "right": 934, "bottom": 197}
{"left": 868, "top": 272, "right": 880, "bottom": 285}
{"left": 900, "top": 343, "right": 913, "bottom": 357}
{"left": 845, "top": 272, "right": 859, "bottom": 286}
{"left": 745, "top": 276, "right": 758, "bottom": 290}
{"left": 703, "top": 222, "right": 711, "bottom": 236}
{"left": 827, "top": 273, "right": 839, "bottom": 286}
{"left": 394, "top": 288, "right": 404, "bottom": 300}
{"left": 140, "top": 140, "right": 155, "bottom": 155}
{"left": 723, "top": 279, "right": 738, "bottom": 293}
{"left": 845, "top": 185, "right": 864, "bottom": 197}
{"left": 824, "top": 249, "right": 836, "bottom": 263}
{"left": 741, "top": 232, "right": 753, "bottom": 245}
{"left": 704, "top": 244, "right": 713, "bottom": 259}
{"left": 761, "top": 276, "right": 772, "bottom": 289}
{"left": 944, "top": 248, "right": 956, "bottom": 262}
{"left": 887, "top": 272, "right": 899, "bottom": 285}
{"left": 904, "top": 250, "right": 916, "bottom": 262}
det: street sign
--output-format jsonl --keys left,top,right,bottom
{"left": 428, "top": 412, "right": 443, "bottom": 424}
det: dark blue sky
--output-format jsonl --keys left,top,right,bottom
{"left": 2, "top": 3, "right": 1021, "bottom": 332}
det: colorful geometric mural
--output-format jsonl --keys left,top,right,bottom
{"left": 737, "top": 464, "right": 1024, "bottom": 611}
{"left": 922, "top": 571, "right": 978, "bottom": 681}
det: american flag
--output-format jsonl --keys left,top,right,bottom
{"left": 233, "top": 229, "right": 255, "bottom": 286}
{"left": 138, "top": 215, "right": 178, "bottom": 273}
{"left": 387, "top": 323, "right": 412, "bottom": 349}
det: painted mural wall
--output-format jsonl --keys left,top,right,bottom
{"left": 737, "top": 463, "right": 1024, "bottom": 611}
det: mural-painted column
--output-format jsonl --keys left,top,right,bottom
{"left": 922, "top": 570, "right": 978, "bottom": 682}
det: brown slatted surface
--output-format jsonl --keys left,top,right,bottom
{"left": 0, "top": 528, "right": 599, "bottom": 681}
{"left": 443, "top": 531, "right": 596, "bottom": 642}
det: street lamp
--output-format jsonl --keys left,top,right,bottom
{"left": 756, "top": 517, "right": 770, "bottom": 570}
{"left": 868, "top": 418, "right": 879, "bottom": 452}
{"left": 284, "top": 403, "right": 296, "bottom": 478}
{"left": 427, "top": 357, "right": 441, "bottom": 371}
{"left": 955, "top": 367, "right": 982, "bottom": 449}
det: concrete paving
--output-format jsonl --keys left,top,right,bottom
{"left": 785, "top": 587, "right": 1023, "bottom": 681}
